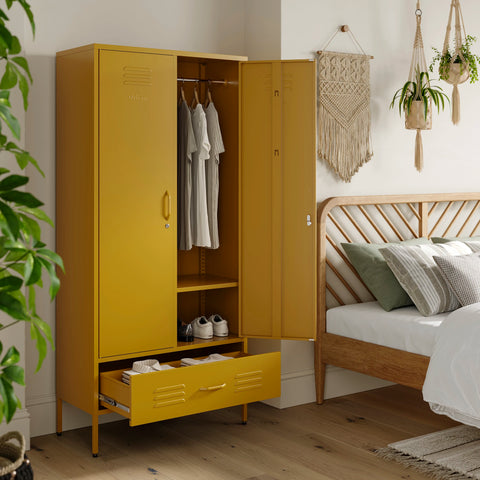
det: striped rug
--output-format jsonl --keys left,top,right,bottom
{"left": 377, "top": 425, "right": 480, "bottom": 479}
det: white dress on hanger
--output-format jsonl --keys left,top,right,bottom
{"left": 190, "top": 104, "right": 211, "bottom": 248}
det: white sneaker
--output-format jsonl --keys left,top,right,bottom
{"left": 191, "top": 316, "right": 213, "bottom": 339}
{"left": 207, "top": 314, "right": 229, "bottom": 337}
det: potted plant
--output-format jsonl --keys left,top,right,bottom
{"left": 430, "top": 35, "right": 480, "bottom": 86}
{"left": 0, "top": 0, "right": 62, "bottom": 433}
{"left": 390, "top": 70, "right": 449, "bottom": 130}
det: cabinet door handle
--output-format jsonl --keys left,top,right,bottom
{"left": 199, "top": 383, "right": 226, "bottom": 392}
{"left": 163, "top": 191, "right": 171, "bottom": 220}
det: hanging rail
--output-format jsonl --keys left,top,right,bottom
{"left": 176, "top": 77, "right": 237, "bottom": 86}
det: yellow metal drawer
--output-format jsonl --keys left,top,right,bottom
{"left": 99, "top": 351, "right": 280, "bottom": 426}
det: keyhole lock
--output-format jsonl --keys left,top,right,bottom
{"left": 165, "top": 223, "right": 170, "bottom": 229}
{"left": 307, "top": 215, "right": 312, "bottom": 226}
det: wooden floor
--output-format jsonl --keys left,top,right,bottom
{"left": 29, "top": 385, "right": 458, "bottom": 480}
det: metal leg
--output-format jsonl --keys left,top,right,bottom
{"left": 92, "top": 412, "right": 99, "bottom": 457}
{"left": 241, "top": 404, "right": 248, "bottom": 425}
{"left": 56, "top": 398, "right": 63, "bottom": 436}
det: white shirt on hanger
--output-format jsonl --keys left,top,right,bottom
{"left": 177, "top": 100, "right": 197, "bottom": 251}
{"left": 190, "top": 104, "right": 211, "bottom": 248}
{"left": 204, "top": 102, "right": 225, "bottom": 249}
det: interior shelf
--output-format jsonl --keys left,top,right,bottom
{"left": 177, "top": 274, "right": 238, "bottom": 293}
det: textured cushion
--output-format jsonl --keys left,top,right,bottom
{"left": 433, "top": 252, "right": 480, "bottom": 306}
{"left": 342, "top": 237, "right": 431, "bottom": 312}
{"left": 379, "top": 241, "right": 473, "bottom": 316}
{"left": 432, "top": 236, "right": 480, "bottom": 244}
{"left": 463, "top": 240, "right": 480, "bottom": 253}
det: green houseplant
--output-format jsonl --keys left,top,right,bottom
{"left": 390, "top": 70, "right": 449, "bottom": 128}
{"left": 430, "top": 35, "right": 480, "bottom": 85}
{"left": 0, "top": 0, "right": 63, "bottom": 424}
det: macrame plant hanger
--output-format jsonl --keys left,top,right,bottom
{"left": 406, "top": 1, "right": 431, "bottom": 172}
{"left": 441, "top": 0, "right": 469, "bottom": 125}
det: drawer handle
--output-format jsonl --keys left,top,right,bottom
{"left": 163, "top": 190, "right": 171, "bottom": 220}
{"left": 199, "top": 383, "right": 226, "bottom": 392}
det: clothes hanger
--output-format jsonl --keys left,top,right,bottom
{"left": 191, "top": 82, "right": 200, "bottom": 108}
{"left": 179, "top": 80, "right": 186, "bottom": 105}
{"left": 204, "top": 81, "right": 213, "bottom": 108}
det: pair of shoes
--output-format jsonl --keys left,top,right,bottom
{"left": 177, "top": 319, "right": 194, "bottom": 342}
{"left": 191, "top": 315, "right": 228, "bottom": 339}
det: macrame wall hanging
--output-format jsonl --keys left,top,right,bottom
{"left": 441, "top": 0, "right": 469, "bottom": 125}
{"left": 316, "top": 25, "right": 373, "bottom": 183}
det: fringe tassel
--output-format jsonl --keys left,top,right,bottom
{"left": 415, "top": 129, "right": 423, "bottom": 172}
{"left": 376, "top": 447, "right": 475, "bottom": 480}
{"left": 317, "top": 103, "right": 373, "bottom": 183}
{"left": 452, "top": 83, "right": 460, "bottom": 125}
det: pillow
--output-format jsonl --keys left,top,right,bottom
{"left": 379, "top": 241, "right": 473, "bottom": 316}
{"left": 433, "top": 252, "right": 480, "bottom": 306}
{"left": 341, "top": 237, "right": 431, "bottom": 312}
{"left": 432, "top": 236, "right": 480, "bottom": 244}
{"left": 463, "top": 240, "right": 480, "bottom": 253}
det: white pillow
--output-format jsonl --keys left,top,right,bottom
{"left": 379, "top": 241, "right": 472, "bottom": 316}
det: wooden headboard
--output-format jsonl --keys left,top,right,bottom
{"left": 317, "top": 193, "right": 480, "bottom": 334}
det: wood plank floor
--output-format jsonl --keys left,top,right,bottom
{"left": 29, "top": 385, "right": 458, "bottom": 480}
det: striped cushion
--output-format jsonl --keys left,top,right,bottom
{"left": 379, "top": 241, "right": 473, "bottom": 316}
{"left": 433, "top": 252, "right": 480, "bottom": 306}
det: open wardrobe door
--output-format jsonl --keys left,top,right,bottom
{"left": 239, "top": 60, "right": 317, "bottom": 341}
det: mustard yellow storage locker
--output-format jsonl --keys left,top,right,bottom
{"left": 56, "top": 44, "right": 316, "bottom": 456}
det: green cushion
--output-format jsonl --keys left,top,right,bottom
{"left": 342, "top": 237, "right": 431, "bottom": 312}
{"left": 432, "top": 236, "right": 480, "bottom": 244}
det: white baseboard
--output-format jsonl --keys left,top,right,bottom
{"left": 27, "top": 394, "right": 124, "bottom": 438}
{"left": 0, "top": 408, "right": 30, "bottom": 450}
{"left": 263, "top": 365, "right": 393, "bottom": 409}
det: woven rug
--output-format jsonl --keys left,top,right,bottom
{"left": 377, "top": 425, "right": 480, "bottom": 479}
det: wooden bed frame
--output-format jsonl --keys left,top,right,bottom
{"left": 315, "top": 192, "right": 480, "bottom": 404}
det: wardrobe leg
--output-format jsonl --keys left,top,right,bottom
{"left": 92, "top": 412, "right": 99, "bottom": 457}
{"left": 56, "top": 398, "right": 63, "bottom": 436}
{"left": 241, "top": 404, "right": 248, "bottom": 425}
{"left": 316, "top": 362, "right": 327, "bottom": 405}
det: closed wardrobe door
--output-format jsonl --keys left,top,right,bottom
{"left": 99, "top": 50, "right": 177, "bottom": 357}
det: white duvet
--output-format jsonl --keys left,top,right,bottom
{"left": 423, "top": 302, "right": 480, "bottom": 427}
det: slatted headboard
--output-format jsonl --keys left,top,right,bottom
{"left": 317, "top": 193, "right": 480, "bottom": 334}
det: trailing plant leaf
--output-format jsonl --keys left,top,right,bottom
{"left": 430, "top": 35, "right": 480, "bottom": 84}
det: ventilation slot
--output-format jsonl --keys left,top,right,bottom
{"left": 123, "top": 66, "right": 153, "bottom": 86}
{"left": 234, "top": 370, "right": 263, "bottom": 393}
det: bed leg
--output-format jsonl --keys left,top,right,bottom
{"left": 316, "top": 362, "right": 327, "bottom": 405}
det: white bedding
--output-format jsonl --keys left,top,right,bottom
{"left": 423, "top": 302, "right": 480, "bottom": 428}
{"left": 326, "top": 301, "right": 448, "bottom": 356}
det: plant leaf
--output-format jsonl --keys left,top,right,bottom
{"left": 0, "top": 62, "right": 16, "bottom": 89}
{"left": 0, "top": 104, "right": 20, "bottom": 139}
{"left": 0, "top": 275, "right": 23, "bottom": 291}
{"left": 0, "top": 174, "right": 28, "bottom": 191}
{"left": 0, "top": 190, "right": 43, "bottom": 208}
{"left": 3, "top": 365, "right": 24, "bottom": 385}
{"left": 11, "top": 56, "right": 32, "bottom": 83}
{"left": 0, "top": 292, "right": 28, "bottom": 320}
{"left": 19, "top": 207, "right": 53, "bottom": 227}
{"left": 37, "top": 248, "right": 64, "bottom": 271}
{"left": 38, "top": 257, "right": 60, "bottom": 299}
{"left": 0, "top": 200, "right": 19, "bottom": 239}
{"left": 1, "top": 346, "right": 19, "bottom": 367}
{"left": 30, "top": 320, "right": 47, "bottom": 372}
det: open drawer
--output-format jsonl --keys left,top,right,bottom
{"left": 99, "top": 351, "right": 281, "bottom": 426}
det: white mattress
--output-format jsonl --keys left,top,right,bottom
{"left": 326, "top": 301, "right": 448, "bottom": 357}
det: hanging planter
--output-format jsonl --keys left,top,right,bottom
{"left": 390, "top": 2, "right": 449, "bottom": 172}
{"left": 429, "top": 1, "right": 480, "bottom": 124}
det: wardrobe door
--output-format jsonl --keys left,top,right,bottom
{"left": 98, "top": 50, "right": 177, "bottom": 357}
{"left": 240, "top": 60, "right": 316, "bottom": 340}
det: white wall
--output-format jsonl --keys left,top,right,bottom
{"left": 278, "top": 0, "right": 480, "bottom": 406}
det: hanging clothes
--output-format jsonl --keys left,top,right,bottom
{"left": 190, "top": 103, "right": 211, "bottom": 247}
{"left": 177, "top": 99, "right": 197, "bottom": 251}
{"left": 204, "top": 102, "right": 225, "bottom": 249}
